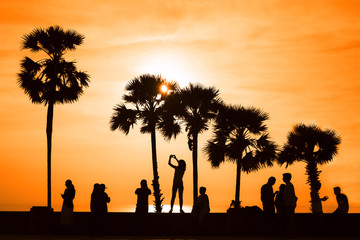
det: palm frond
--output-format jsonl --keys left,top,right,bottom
{"left": 110, "top": 104, "right": 138, "bottom": 134}
{"left": 157, "top": 112, "right": 181, "bottom": 141}
{"left": 204, "top": 140, "right": 225, "bottom": 168}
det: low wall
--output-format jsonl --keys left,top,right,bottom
{"left": 0, "top": 210, "right": 359, "bottom": 237}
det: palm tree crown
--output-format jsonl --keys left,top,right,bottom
{"left": 110, "top": 74, "right": 179, "bottom": 213}
{"left": 175, "top": 83, "right": 221, "bottom": 137}
{"left": 205, "top": 104, "right": 278, "bottom": 209}
{"left": 18, "top": 26, "right": 89, "bottom": 105}
{"left": 278, "top": 123, "right": 341, "bottom": 213}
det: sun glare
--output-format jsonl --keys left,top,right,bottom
{"left": 161, "top": 85, "right": 168, "bottom": 93}
{"left": 135, "top": 50, "right": 197, "bottom": 87}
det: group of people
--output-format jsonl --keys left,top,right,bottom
{"left": 135, "top": 154, "right": 210, "bottom": 224}
{"left": 261, "top": 173, "right": 349, "bottom": 216}
{"left": 261, "top": 173, "right": 297, "bottom": 218}
{"left": 60, "top": 180, "right": 111, "bottom": 232}
{"left": 60, "top": 160, "right": 349, "bottom": 235}
{"left": 260, "top": 173, "right": 349, "bottom": 236}
{"left": 90, "top": 183, "right": 111, "bottom": 232}
{"left": 60, "top": 154, "right": 208, "bottom": 229}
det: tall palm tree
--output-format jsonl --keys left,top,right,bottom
{"left": 110, "top": 74, "right": 179, "bottom": 213}
{"left": 204, "top": 104, "right": 277, "bottom": 209}
{"left": 278, "top": 123, "right": 341, "bottom": 213}
{"left": 17, "top": 26, "right": 90, "bottom": 209}
{"left": 165, "top": 83, "right": 222, "bottom": 206}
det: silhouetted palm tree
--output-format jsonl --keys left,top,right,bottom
{"left": 278, "top": 123, "right": 341, "bottom": 213}
{"left": 110, "top": 74, "right": 179, "bottom": 213}
{"left": 17, "top": 26, "right": 90, "bottom": 209}
{"left": 165, "top": 83, "right": 222, "bottom": 206}
{"left": 204, "top": 105, "right": 277, "bottom": 209}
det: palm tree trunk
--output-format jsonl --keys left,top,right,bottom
{"left": 306, "top": 159, "right": 321, "bottom": 213}
{"left": 192, "top": 133, "right": 198, "bottom": 206}
{"left": 234, "top": 159, "right": 242, "bottom": 208}
{"left": 46, "top": 102, "right": 54, "bottom": 209}
{"left": 150, "top": 128, "right": 162, "bottom": 213}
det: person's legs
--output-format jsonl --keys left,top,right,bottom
{"left": 286, "top": 207, "right": 296, "bottom": 237}
{"left": 170, "top": 184, "right": 177, "bottom": 213}
{"left": 179, "top": 185, "right": 184, "bottom": 213}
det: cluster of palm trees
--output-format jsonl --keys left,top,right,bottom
{"left": 110, "top": 73, "right": 341, "bottom": 213}
{"left": 18, "top": 26, "right": 341, "bottom": 213}
{"left": 110, "top": 77, "right": 223, "bottom": 212}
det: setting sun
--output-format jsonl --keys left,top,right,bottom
{"left": 134, "top": 49, "right": 198, "bottom": 87}
{"left": 161, "top": 84, "right": 168, "bottom": 93}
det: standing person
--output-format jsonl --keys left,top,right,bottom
{"left": 282, "top": 173, "right": 297, "bottom": 237}
{"left": 333, "top": 187, "right": 349, "bottom": 215}
{"left": 261, "top": 176, "right": 276, "bottom": 217}
{"left": 192, "top": 186, "right": 210, "bottom": 225}
{"left": 61, "top": 179, "right": 75, "bottom": 228}
{"left": 90, "top": 183, "right": 100, "bottom": 234}
{"left": 91, "top": 183, "right": 110, "bottom": 234}
{"left": 135, "top": 179, "right": 151, "bottom": 214}
{"left": 311, "top": 182, "right": 328, "bottom": 214}
{"left": 99, "top": 184, "right": 111, "bottom": 214}
{"left": 275, "top": 184, "right": 286, "bottom": 214}
{"left": 310, "top": 183, "right": 328, "bottom": 234}
{"left": 90, "top": 183, "right": 100, "bottom": 214}
{"left": 99, "top": 184, "right": 110, "bottom": 233}
{"left": 168, "top": 154, "right": 186, "bottom": 213}
{"left": 275, "top": 184, "right": 286, "bottom": 234}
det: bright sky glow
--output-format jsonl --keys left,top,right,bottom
{"left": 134, "top": 50, "right": 196, "bottom": 87}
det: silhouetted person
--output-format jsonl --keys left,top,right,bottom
{"left": 261, "top": 176, "right": 276, "bottom": 217}
{"left": 332, "top": 186, "right": 349, "bottom": 235}
{"left": 275, "top": 184, "right": 287, "bottom": 236}
{"left": 310, "top": 182, "right": 328, "bottom": 235}
{"left": 282, "top": 173, "right": 297, "bottom": 237}
{"left": 91, "top": 183, "right": 100, "bottom": 213}
{"left": 134, "top": 179, "right": 151, "bottom": 232}
{"left": 135, "top": 179, "right": 151, "bottom": 214}
{"left": 192, "top": 186, "right": 210, "bottom": 225}
{"left": 168, "top": 154, "right": 186, "bottom": 213}
{"left": 99, "top": 183, "right": 110, "bottom": 216}
{"left": 275, "top": 184, "right": 286, "bottom": 214}
{"left": 61, "top": 179, "right": 75, "bottom": 229}
{"left": 90, "top": 183, "right": 110, "bottom": 234}
{"left": 333, "top": 186, "right": 349, "bottom": 215}
{"left": 90, "top": 183, "right": 101, "bottom": 234}
{"left": 311, "top": 182, "right": 328, "bottom": 214}
{"left": 275, "top": 184, "right": 286, "bottom": 229}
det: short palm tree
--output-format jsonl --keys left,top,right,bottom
{"left": 166, "top": 83, "right": 222, "bottom": 206}
{"left": 110, "top": 74, "right": 179, "bottom": 213}
{"left": 204, "top": 104, "right": 277, "bottom": 209}
{"left": 17, "top": 26, "right": 90, "bottom": 209}
{"left": 278, "top": 123, "right": 341, "bottom": 213}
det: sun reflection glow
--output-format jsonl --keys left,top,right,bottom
{"left": 119, "top": 204, "right": 193, "bottom": 213}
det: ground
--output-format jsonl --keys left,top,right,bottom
{"left": 0, "top": 235, "right": 359, "bottom": 240}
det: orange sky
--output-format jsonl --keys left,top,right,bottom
{"left": 0, "top": 0, "right": 359, "bottom": 213}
